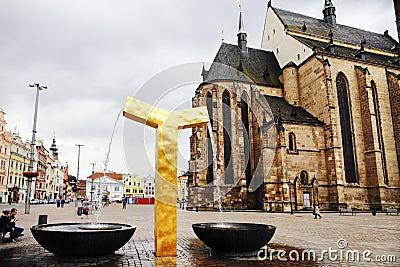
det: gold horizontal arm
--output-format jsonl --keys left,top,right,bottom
{"left": 123, "top": 96, "right": 170, "bottom": 128}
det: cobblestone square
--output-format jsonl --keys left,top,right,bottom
{"left": 0, "top": 203, "right": 399, "bottom": 266}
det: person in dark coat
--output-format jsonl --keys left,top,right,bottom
{"left": 0, "top": 210, "right": 17, "bottom": 241}
{"left": 122, "top": 197, "right": 127, "bottom": 209}
{"left": 10, "top": 208, "right": 24, "bottom": 237}
{"left": 0, "top": 210, "right": 12, "bottom": 232}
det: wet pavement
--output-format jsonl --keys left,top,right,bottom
{"left": 0, "top": 203, "right": 398, "bottom": 266}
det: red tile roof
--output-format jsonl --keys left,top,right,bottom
{"left": 87, "top": 172, "right": 123, "bottom": 180}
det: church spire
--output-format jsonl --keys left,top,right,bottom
{"left": 50, "top": 136, "right": 59, "bottom": 160}
{"left": 237, "top": 5, "right": 247, "bottom": 52}
{"left": 323, "top": 0, "right": 336, "bottom": 27}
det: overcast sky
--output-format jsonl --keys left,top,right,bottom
{"left": 0, "top": 0, "right": 396, "bottom": 180}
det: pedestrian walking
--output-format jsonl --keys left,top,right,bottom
{"left": 122, "top": 197, "right": 127, "bottom": 209}
{"left": 82, "top": 198, "right": 90, "bottom": 218}
{"left": 61, "top": 198, "right": 65, "bottom": 208}
{"left": 56, "top": 198, "right": 61, "bottom": 208}
{"left": 313, "top": 205, "right": 322, "bottom": 219}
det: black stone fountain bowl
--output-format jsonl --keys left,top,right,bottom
{"left": 192, "top": 222, "right": 276, "bottom": 256}
{"left": 30, "top": 222, "right": 136, "bottom": 257}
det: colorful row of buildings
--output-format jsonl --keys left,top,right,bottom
{"left": 0, "top": 108, "right": 162, "bottom": 205}
{"left": 78, "top": 172, "right": 189, "bottom": 205}
{"left": 0, "top": 108, "right": 67, "bottom": 204}
{"left": 82, "top": 172, "right": 155, "bottom": 203}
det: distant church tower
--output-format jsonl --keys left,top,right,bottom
{"left": 323, "top": 0, "right": 336, "bottom": 27}
{"left": 50, "top": 137, "right": 58, "bottom": 160}
{"left": 237, "top": 7, "right": 247, "bottom": 52}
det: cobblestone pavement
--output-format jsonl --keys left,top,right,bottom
{"left": 0, "top": 203, "right": 398, "bottom": 266}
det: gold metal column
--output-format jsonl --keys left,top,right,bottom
{"left": 123, "top": 97, "right": 209, "bottom": 257}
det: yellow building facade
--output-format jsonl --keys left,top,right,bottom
{"left": 124, "top": 175, "right": 144, "bottom": 203}
{"left": 8, "top": 133, "right": 30, "bottom": 203}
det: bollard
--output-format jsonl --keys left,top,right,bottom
{"left": 38, "top": 214, "right": 48, "bottom": 225}
{"left": 77, "top": 207, "right": 83, "bottom": 216}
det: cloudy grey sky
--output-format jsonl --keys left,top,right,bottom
{"left": 0, "top": 0, "right": 396, "bottom": 180}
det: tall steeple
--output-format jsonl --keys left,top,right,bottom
{"left": 237, "top": 6, "right": 247, "bottom": 52}
{"left": 323, "top": 0, "right": 336, "bottom": 27}
{"left": 50, "top": 136, "right": 59, "bottom": 160}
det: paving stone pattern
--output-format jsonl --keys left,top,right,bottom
{"left": 0, "top": 203, "right": 398, "bottom": 266}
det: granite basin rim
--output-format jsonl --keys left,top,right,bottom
{"left": 30, "top": 222, "right": 136, "bottom": 257}
{"left": 192, "top": 222, "right": 276, "bottom": 257}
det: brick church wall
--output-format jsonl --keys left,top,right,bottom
{"left": 387, "top": 71, "right": 400, "bottom": 188}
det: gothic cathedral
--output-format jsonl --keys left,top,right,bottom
{"left": 188, "top": 1, "right": 400, "bottom": 211}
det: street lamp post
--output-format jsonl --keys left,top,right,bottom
{"left": 288, "top": 179, "right": 293, "bottom": 215}
{"left": 97, "top": 174, "right": 101, "bottom": 208}
{"left": 75, "top": 144, "right": 84, "bottom": 206}
{"left": 90, "top": 162, "right": 95, "bottom": 207}
{"left": 24, "top": 83, "right": 47, "bottom": 214}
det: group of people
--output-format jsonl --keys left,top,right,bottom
{"left": 55, "top": 197, "right": 66, "bottom": 208}
{"left": 0, "top": 208, "right": 24, "bottom": 242}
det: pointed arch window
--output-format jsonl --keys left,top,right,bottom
{"left": 206, "top": 92, "right": 214, "bottom": 184}
{"left": 222, "top": 90, "right": 233, "bottom": 184}
{"left": 241, "top": 92, "right": 251, "bottom": 186}
{"left": 371, "top": 81, "right": 388, "bottom": 185}
{"left": 336, "top": 73, "right": 357, "bottom": 183}
{"left": 300, "top": 170, "right": 308, "bottom": 185}
{"left": 288, "top": 132, "right": 297, "bottom": 152}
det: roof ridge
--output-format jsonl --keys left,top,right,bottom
{"left": 273, "top": 7, "right": 388, "bottom": 37}
{"left": 272, "top": 6, "right": 397, "bottom": 53}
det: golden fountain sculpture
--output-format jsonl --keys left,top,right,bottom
{"left": 123, "top": 97, "right": 209, "bottom": 257}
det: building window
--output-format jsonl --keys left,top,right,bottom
{"left": 371, "top": 81, "right": 388, "bottom": 185}
{"left": 288, "top": 132, "right": 297, "bottom": 152}
{"left": 206, "top": 92, "right": 214, "bottom": 184}
{"left": 276, "top": 48, "right": 279, "bottom": 54}
{"left": 241, "top": 92, "right": 251, "bottom": 186}
{"left": 115, "top": 186, "right": 119, "bottom": 191}
{"left": 336, "top": 73, "right": 357, "bottom": 183}
{"left": 297, "top": 54, "right": 301, "bottom": 60}
{"left": 300, "top": 170, "right": 308, "bottom": 185}
{"left": 222, "top": 90, "right": 233, "bottom": 184}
